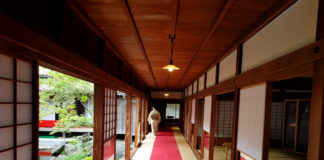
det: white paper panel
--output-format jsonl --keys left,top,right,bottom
{"left": 17, "top": 82, "right": 32, "bottom": 103}
{"left": 203, "top": 96, "right": 212, "bottom": 133}
{"left": 0, "top": 149, "right": 14, "bottom": 160}
{"left": 17, "top": 104, "right": 32, "bottom": 124}
{"left": 206, "top": 65, "right": 216, "bottom": 88}
{"left": 237, "top": 83, "right": 267, "bottom": 160}
{"left": 242, "top": 0, "right": 319, "bottom": 73}
{"left": 198, "top": 75, "right": 205, "bottom": 91}
{"left": 17, "top": 124, "right": 32, "bottom": 145}
{"left": 0, "top": 104, "right": 14, "bottom": 126}
{"left": 17, "top": 144, "right": 32, "bottom": 160}
{"left": 0, "top": 127, "right": 14, "bottom": 150}
{"left": 0, "top": 54, "right": 13, "bottom": 79}
{"left": 191, "top": 99, "right": 196, "bottom": 123}
{"left": 0, "top": 79, "right": 14, "bottom": 102}
{"left": 17, "top": 60, "right": 32, "bottom": 82}
{"left": 188, "top": 85, "right": 192, "bottom": 96}
{"left": 219, "top": 50, "right": 237, "bottom": 83}
{"left": 193, "top": 81, "right": 197, "bottom": 94}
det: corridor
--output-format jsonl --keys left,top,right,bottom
{"left": 132, "top": 127, "right": 196, "bottom": 160}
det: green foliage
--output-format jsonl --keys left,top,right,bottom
{"left": 39, "top": 67, "right": 94, "bottom": 135}
{"left": 63, "top": 153, "right": 86, "bottom": 160}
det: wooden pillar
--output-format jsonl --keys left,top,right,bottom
{"left": 134, "top": 97, "right": 141, "bottom": 147}
{"left": 32, "top": 61, "right": 39, "bottom": 160}
{"left": 93, "top": 84, "right": 104, "bottom": 160}
{"left": 141, "top": 98, "right": 145, "bottom": 140}
{"left": 316, "top": 0, "right": 324, "bottom": 40}
{"left": 308, "top": 59, "right": 324, "bottom": 160}
{"left": 209, "top": 95, "right": 217, "bottom": 160}
{"left": 262, "top": 82, "right": 273, "bottom": 160}
{"left": 232, "top": 88, "right": 240, "bottom": 160}
{"left": 193, "top": 99, "right": 199, "bottom": 149}
{"left": 125, "top": 94, "right": 132, "bottom": 160}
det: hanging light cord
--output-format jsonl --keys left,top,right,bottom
{"left": 169, "top": 34, "right": 176, "bottom": 64}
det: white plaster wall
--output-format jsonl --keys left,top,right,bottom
{"left": 237, "top": 83, "right": 267, "bottom": 160}
{"left": 206, "top": 65, "right": 216, "bottom": 88}
{"left": 198, "top": 75, "right": 205, "bottom": 91}
{"left": 191, "top": 99, "right": 196, "bottom": 123}
{"left": 242, "top": 0, "right": 319, "bottom": 73}
{"left": 203, "top": 96, "right": 212, "bottom": 133}
{"left": 219, "top": 50, "right": 237, "bottom": 83}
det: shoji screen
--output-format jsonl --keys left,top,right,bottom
{"left": 0, "top": 53, "right": 35, "bottom": 160}
{"left": 219, "top": 50, "right": 237, "bottom": 83}
{"left": 237, "top": 83, "right": 268, "bottom": 160}
{"left": 242, "top": 0, "right": 318, "bottom": 73}
{"left": 103, "top": 88, "right": 117, "bottom": 160}
{"left": 206, "top": 66, "right": 216, "bottom": 88}
{"left": 193, "top": 81, "right": 197, "bottom": 94}
{"left": 188, "top": 85, "right": 192, "bottom": 96}
{"left": 198, "top": 75, "right": 205, "bottom": 92}
{"left": 203, "top": 96, "right": 212, "bottom": 133}
{"left": 191, "top": 99, "right": 196, "bottom": 123}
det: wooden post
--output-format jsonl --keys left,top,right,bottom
{"left": 134, "top": 97, "right": 141, "bottom": 147}
{"left": 308, "top": 59, "right": 324, "bottom": 160}
{"left": 94, "top": 84, "right": 104, "bottom": 160}
{"left": 141, "top": 98, "right": 145, "bottom": 140}
{"left": 262, "top": 82, "right": 273, "bottom": 160}
{"left": 232, "top": 88, "right": 240, "bottom": 160}
{"left": 125, "top": 94, "right": 132, "bottom": 160}
{"left": 209, "top": 95, "right": 217, "bottom": 160}
{"left": 316, "top": 0, "right": 324, "bottom": 40}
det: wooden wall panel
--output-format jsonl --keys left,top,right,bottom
{"left": 219, "top": 50, "right": 237, "bottom": 83}
{"left": 242, "top": 0, "right": 319, "bottom": 73}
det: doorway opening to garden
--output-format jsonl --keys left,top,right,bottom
{"left": 38, "top": 67, "right": 94, "bottom": 160}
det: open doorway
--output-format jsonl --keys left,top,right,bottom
{"left": 268, "top": 76, "right": 312, "bottom": 160}
{"left": 116, "top": 91, "right": 127, "bottom": 160}
{"left": 38, "top": 67, "right": 94, "bottom": 160}
{"left": 213, "top": 92, "right": 234, "bottom": 160}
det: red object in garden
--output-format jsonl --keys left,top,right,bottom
{"left": 39, "top": 120, "right": 58, "bottom": 127}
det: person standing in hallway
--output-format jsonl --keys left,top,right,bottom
{"left": 147, "top": 107, "right": 161, "bottom": 136}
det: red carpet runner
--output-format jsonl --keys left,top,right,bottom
{"left": 150, "top": 127, "right": 182, "bottom": 160}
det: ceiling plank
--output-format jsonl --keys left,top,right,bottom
{"left": 68, "top": 0, "right": 147, "bottom": 86}
{"left": 175, "top": 0, "right": 235, "bottom": 87}
{"left": 121, "top": 0, "right": 159, "bottom": 88}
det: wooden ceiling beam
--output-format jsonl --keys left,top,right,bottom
{"left": 175, "top": 0, "right": 235, "bottom": 87}
{"left": 121, "top": 0, "right": 159, "bottom": 88}
{"left": 193, "top": 0, "right": 297, "bottom": 88}
{"left": 67, "top": 0, "right": 147, "bottom": 86}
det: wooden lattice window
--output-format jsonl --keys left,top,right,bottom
{"left": 270, "top": 102, "right": 284, "bottom": 139}
{"left": 216, "top": 101, "right": 234, "bottom": 138}
{"left": 0, "top": 53, "right": 36, "bottom": 159}
{"left": 104, "top": 88, "right": 117, "bottom": 141}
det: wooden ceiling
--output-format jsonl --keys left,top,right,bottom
{"left": 71, "top": 0, "right": 295, "bottom": 90}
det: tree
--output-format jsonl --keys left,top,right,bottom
{"left": 39, "top": 67, "right": 94, "bottom": 137}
